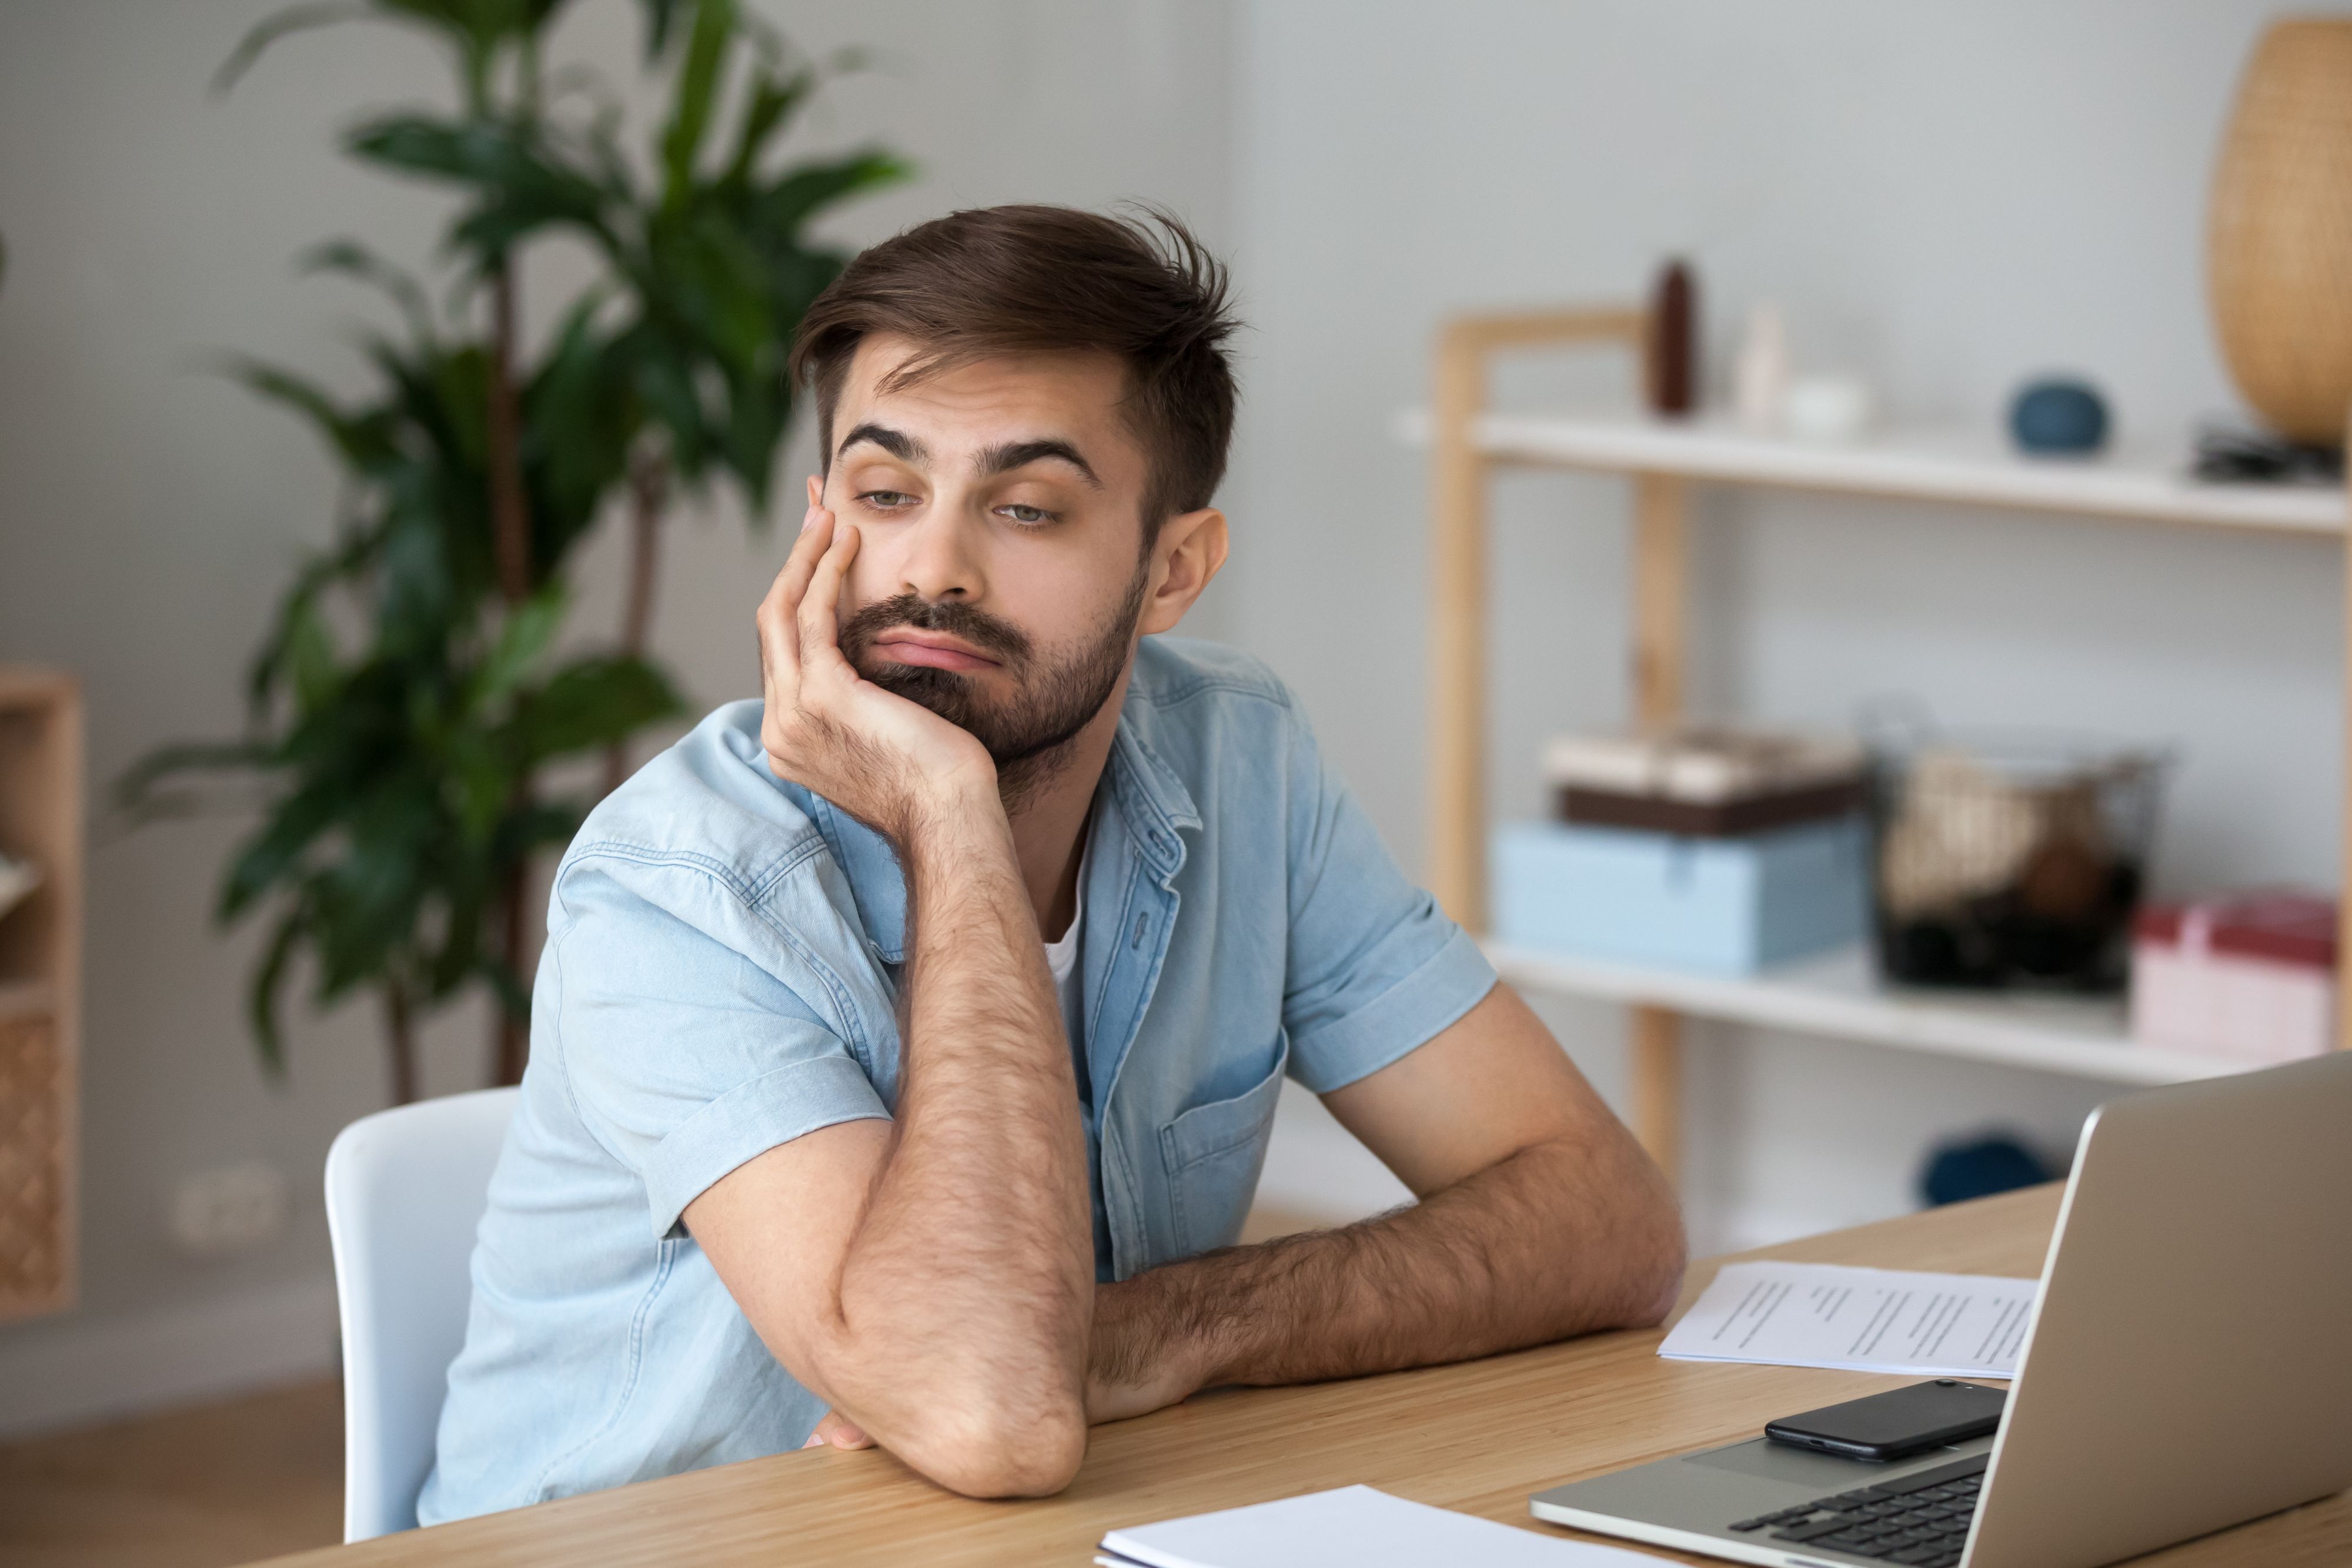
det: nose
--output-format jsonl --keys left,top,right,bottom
{"left": 892, "top": 504, "right": 988, "bottom": 604}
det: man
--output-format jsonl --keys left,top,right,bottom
{"left": 420, "top": 205, "right": 1682, "bottom": 1523}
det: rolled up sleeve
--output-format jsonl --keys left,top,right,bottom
{"left": 1279, "top": 711, "right": 1498, "bottom": 1094}
{"left": 550, "top": 856, "right": 891, "bottom": 1239}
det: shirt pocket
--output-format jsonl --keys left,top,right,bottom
{"left": 1157, "top": 1032, "right": 1288, "bottom": 1257}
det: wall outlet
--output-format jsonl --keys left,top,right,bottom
{"left": 169, "top": 1161, "right": 290, "bottom": 1261}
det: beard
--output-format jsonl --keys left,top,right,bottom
{"left": 838, "top": 561, "right": 1148, "bottom": 807}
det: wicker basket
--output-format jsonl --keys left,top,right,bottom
{"left": 0, "top": 1012, "right": 65, "bottom": 1312}
{"left": 1869, "top": 737, "right": 2168, "bottom": 992}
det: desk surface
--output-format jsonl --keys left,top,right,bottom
{"left": 257, "top": 1185, "right": 2350, "bottom": 1566}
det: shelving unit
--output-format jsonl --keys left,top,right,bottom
{"left": 1416, "top": 307, "right": 2351, "bottom": 1183}
{"left": 1484, "top": 942, "right": 2234, "bottom": 1088}
{"left": 0, "top": 667, "right": 82, "bottom": 1323}
{"left": 1398, "top": 407, "right": 2347, "bottom": 536}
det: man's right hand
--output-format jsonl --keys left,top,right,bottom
{"left": 756, "top": 504, "right": 1000, "bottom": 846}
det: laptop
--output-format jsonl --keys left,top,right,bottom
{"left": 1530, "top": 1049, "right": 2352, "bottom": 1568}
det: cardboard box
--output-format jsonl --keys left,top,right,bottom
{"left": 1491, "top": 817, "right": 1868, "bottom": 975}
{"left": 2130, "top": 892, "right": 2336, "bottom": 1063}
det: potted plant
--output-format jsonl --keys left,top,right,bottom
{"left": 118, "top": 0, "right": 906, "bottom": 1101}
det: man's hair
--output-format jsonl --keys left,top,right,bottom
{"left": 789, "top": 204, "right": 1240, "bottom": 534}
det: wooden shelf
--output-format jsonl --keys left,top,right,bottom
{"left": 0, "top": 977, "right": 54, "bottom": 1022}
{"left": 0, "top": 667, "right": 81, "bottom": 1323}
{"left": 1486, "top": 941, "right": 2249, "bottom": 1088}
{"left": 1396, "top": 407, "right": 2346, "bottom": 536}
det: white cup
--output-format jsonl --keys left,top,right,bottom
{"left": 1783, "top": 374, "right": 1876, "bottom": 443}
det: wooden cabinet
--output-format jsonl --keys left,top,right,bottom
{"left": 0, "top": 667, "right": 82, "bottom": 1322}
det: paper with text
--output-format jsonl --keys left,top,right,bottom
{"left": 1659, "top": 1261, "right": 2038, "bottom": 1379}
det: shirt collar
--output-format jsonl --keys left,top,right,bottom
{"left": 806, "top": 679, "right": 1202, "bottom": 964}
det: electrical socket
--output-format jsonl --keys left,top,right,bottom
{"left": 169, "top": 1161, "right": 290, "bottom": 1261}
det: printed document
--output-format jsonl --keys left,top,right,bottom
{"left": 1659, "top": 1261, "right": 2038, "bottom": 1379}
{"left": 1096, "top": 1485, "right": 1667, "bottom": 1568}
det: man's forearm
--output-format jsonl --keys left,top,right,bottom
{"left": 824, "top": 797, "right": 1093, "bottom": 1487}
{"left": 1091, "top": 1133, "right": 1683, "bottom": 1413}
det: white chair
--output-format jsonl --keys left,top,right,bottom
{"left": 324, "top": 1085, "right": 518, "bottom": 1542}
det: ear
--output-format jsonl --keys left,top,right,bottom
{"left": 1138, "top": 507, "right": 1229, "bottom": 637}
{"left": 807, "top": 472, "right": 823, "bottom": 508}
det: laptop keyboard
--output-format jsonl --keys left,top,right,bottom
{"left": 1726, "top": 1452, "right": 1987, "bottom": 1566}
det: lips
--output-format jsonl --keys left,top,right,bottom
{"left": 870, "top": 631, "right": 1001, "bottom": 672}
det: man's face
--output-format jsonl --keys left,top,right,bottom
{"left": 818, "top": 335, "right": 1158, "bottom": 783}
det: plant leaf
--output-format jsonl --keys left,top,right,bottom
{"left": 721, "top": 65, "right": 810, "bottom": 188}
{"left": 220, "top": 782, "right": 345, "bottom": 920}
{"left": 248, "top": 909, "right": 305, "bottom": 1079}
{"left": 473, "top": 583, "right": 567, "bottom": 706}
{"left": 213, "top": 1, "right": 372, "bottom": 95}
{"left": 750, "top": 150, "right": 911, "bottom": 240}
{"left": 659, "top": 0, "right": 735, "bottom": 210}
{"left": 113, "top": 740, "right": 275, "bottom": 815}
{"left": 636, "top": 0, "right": 690, "bottom": 59}
{"left": 347, "top": 113, "right": 617, "bottom": 260}
{"left": 285, "top": 599, "right": 344, "bottom": 713}
{"left": 512, "top": 655, "right": 682, "bottom": 761}
{"left": 223, "top": 358, "right": 398, "bottom": 472}
{"left": 299, "top": 239, "right": 438, "bottom": 345}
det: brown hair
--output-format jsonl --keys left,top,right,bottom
{"left": 789, "top": 205, "right": 1240, "bottom": 534}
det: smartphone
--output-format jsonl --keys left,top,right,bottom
{"left": 1763, "top": 1379, "right": 2007, "bottom": 1462}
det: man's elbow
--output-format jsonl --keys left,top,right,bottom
{"left": 1621, "top": 1166, "right": 1688, "bottom": 1329}
{"left": 900, "top": 1386, "right": 1088, "bottom": 1499}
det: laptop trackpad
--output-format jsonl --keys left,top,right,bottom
{"left": 1686, "top": 1437, "right": 1902, "bottom": 1489}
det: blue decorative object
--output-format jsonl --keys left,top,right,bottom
{"left": 2009, "top": 377, "right": 2110, "bottom": 453}
{"left": 1491, "top": 817, "right": 1868, "bottom": 975}
{"left": 1919, "top": 1134, "right": 2053, "bottom": 1208}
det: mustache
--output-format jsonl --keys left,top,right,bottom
{"left": 838, "top": 593, "right": 1031, "bottom": 668}
{"left": 842, "top": 585, "right": 1035, "bottom": 667}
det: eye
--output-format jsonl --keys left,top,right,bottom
{"left": 857, "top": 490, "right": 917, "bottom": 511}
{"left": 997, "top": 503, "right": 1058, "bottom": 527}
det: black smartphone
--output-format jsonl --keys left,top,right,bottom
{"left": 1763, "top": 1379, "right": 2007, "bottom": 1462}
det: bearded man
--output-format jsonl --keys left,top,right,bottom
{"left": 420, "top": 206, "right": 1683, "bottom": 1523}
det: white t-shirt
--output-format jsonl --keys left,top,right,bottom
{"left": 1041, "top": 828, "right": 1090, "bottom": 1037}
{"left": 1041, "top": 825, "right": 1112, "bottom": 1278}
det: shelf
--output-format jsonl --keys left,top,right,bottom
{"left": 1486, "top": 939, "right": 2256, "bottom": 1087}
{"left": 1397, "top": 407, "right": 2346, "bottom": 536}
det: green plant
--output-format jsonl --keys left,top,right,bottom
{"left": 117, "top": 0, "right": 907, "bottom": 1101}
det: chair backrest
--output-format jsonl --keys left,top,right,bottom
{"left": 323, "top": 1085, "right": 518, "bottom": 1542}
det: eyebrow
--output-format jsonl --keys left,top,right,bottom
{"left": 975, "top": 438, "right": 1104, "bottom": 490}
{"left": 834, "top": 422, "right": 1105, "bottom": 491}
{"left": 835, "top": 422, "right": 929, "bottom": 466}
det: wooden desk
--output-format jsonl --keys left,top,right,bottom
{"left": 254, "top": 1185, "right": 2350, "bottom": 1566}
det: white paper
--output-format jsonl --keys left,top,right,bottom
{"left": 1100, "top": 1485, "right": 1668, "bottom": 1568}
{"left": 1659, "top": 1261, "right": 2037, "bottom": 1379}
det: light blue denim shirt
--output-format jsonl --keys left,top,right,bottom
{"left": 418, "top": 636, "right": 1495, "bottom": 1524}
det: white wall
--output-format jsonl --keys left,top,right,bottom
{"left": 1228, "top": 0, "right": 2350, "bottom": 1251}
{"left": 0, "top": 0, "right": 1231, "bottom": 1434}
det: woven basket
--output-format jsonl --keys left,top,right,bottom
{"left": 2209, "top": 18, "right": 2352, "bottom": 445}
{"left": 0, "top": 1013, "right": 66, "bottom": 1314}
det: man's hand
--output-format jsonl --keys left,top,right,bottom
{"left": 804, "top": 1410, "right": 873, "bottom": 1450}
{"left": 1067, "top": 985, "right": 1685, "bottom": 1429}
{"left": 1086, "top": 1285, "right": 1218, "bottom": 1424}
{"left": 756, "top": 504, "right": 996, "bottom": 843}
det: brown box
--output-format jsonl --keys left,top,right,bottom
{"left": 1557, "top": 777, "right": 1867, "bottom": 837}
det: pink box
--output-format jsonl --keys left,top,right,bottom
{"left": 2130, "top": 891, "right": 2336, "bottom": 1064}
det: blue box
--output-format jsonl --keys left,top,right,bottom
{"left": 1491, "top": 817, "right": 1867, "bottom": 975}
